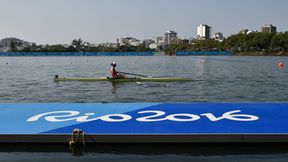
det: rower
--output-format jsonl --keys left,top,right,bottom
{"left": 110, "top": 62, "right": 126, "bottom": 79}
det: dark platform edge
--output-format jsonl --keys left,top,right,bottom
{"left": 1, "top": 134, "right": 288, "bottom": 143}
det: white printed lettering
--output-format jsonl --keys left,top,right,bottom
{"left": 27, "top": 110, "right": 259, "bottom": 123}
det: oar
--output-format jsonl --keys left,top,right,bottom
{"left": 120, "top": 72, "right": 146, "bottom": 85}
{"left": 119, "top": 72, "right": 152, "bottom": 78}
{"left": 136, "top": 82, "right": 143, "bottom": 85}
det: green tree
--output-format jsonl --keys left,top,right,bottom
{"left": 71, "top": 38, "right": 84, "bottom": 51}
{"left": 9, "top": 41, "right": 17, "bottom": 52}
{"left": 136, "top": 43, "right": 151, "bottom": 52}
{"left": 270, "top": 32, "right": 288, "bottom": 52}
{"left": 252, "top": 33, "right": 274, "bottom": 51}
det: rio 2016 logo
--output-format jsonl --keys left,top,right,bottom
{"left": 27, "top": 110, "right": 259, "bottom": 123}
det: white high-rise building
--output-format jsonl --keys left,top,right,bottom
{"left": 197, "top": 24, "right": 212, "bottom": 39}
{"left": 164, "top": 31, "right": 177, "bottom": 45}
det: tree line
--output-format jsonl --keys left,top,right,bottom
{"left": 12, "top": 38, "right": 150, "bottom": 53}
{"left": 165, "top": 32, "right": 288, "bottom": 55}
{"left": 10, "top": 32, "right": 288, "bottom": 55}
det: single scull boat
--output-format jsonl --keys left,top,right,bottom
{"left": 54, "top": 76, "right": 191, "bottom": 82}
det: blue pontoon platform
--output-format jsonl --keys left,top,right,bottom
{"left": 1, "top": 103, "right": 288, "bottom": 143}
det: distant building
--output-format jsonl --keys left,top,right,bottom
{"left": 180, "top": 39, "right": 190, "bottom": 44}
{"left": 117, "top": 37, "right": 141, "bottom": 46}
{"left": 142, "top": 39, "right": 154, "bottom": 48}
{"left": 0, "top": 37, "right": 32, "bottom": 52}
{"left": 99, "top": 42, "right": 118, "bottom": 48}
{"left": 239, "top": 29, "right": 258, "bottom": 35}
{"left": 197, "top": 24, "right": 212, "bottom": 39}
{"left": 164, "top": 31, "right": 177, "bottom": 45}
{"left": 149, "top": 36, "right": 164, "bottom": 49}
{"left": 153, "top": 36, "right": 164, "bottom": 46}
{"left": 213, "top": 32, "right": 224, "bottom": 42}
{"left": 261, "top": 24, "right": 277, "bottom": 33}
{"left": 240, "top": 29, "right": 250, "bottom": 34}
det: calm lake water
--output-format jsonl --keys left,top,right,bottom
{"left": 0, "top": 55, "right": 288, "bottom": 161}
{"left": 0, "top": 56, "right": 287, "bottom": 103}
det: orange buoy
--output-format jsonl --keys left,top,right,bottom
{"left": 278, "top": 62, "right": 284, "bottom": 68}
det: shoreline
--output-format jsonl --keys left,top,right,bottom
{"left": 0, "top": 51, "right": 287, "bottom": 56}
{"left": 234, "top": 51, "right": 288, "bottom": 56}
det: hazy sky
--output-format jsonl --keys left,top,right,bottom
{"left": 0, "top": 0, "right": 287, "bottom": 44}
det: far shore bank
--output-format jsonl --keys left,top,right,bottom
{"left": 234, "top": 51, "right": 288, "bottom": 56}
{"left": 0, "top": 51, "right": 287, "bottom": 56}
